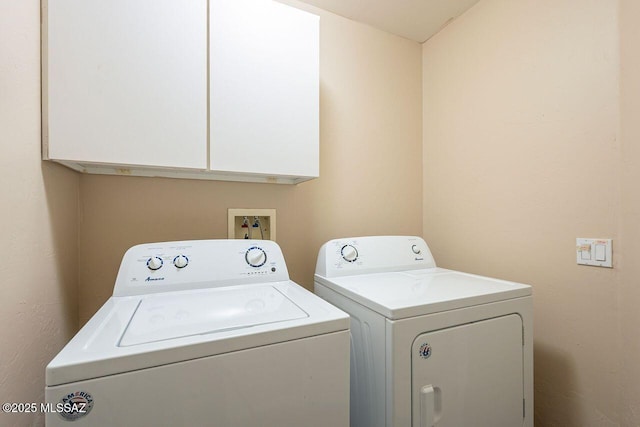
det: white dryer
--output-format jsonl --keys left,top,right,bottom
{"left": 314, "top": 236, "right": 533, "bottom": 427}
{"left": 46, "top": 239, "right": 349, "bottom": 426}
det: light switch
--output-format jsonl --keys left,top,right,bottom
{"left": 580, "top": 244, "right": 591, "bottom": 260}
{"left": 576, "top": 238, "right": 612, "bottom": 268}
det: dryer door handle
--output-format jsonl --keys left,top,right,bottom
{"left": 420, "top": 385, "right": 435, "bottom": 427}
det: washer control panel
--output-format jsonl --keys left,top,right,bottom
{"left": 114, "top": 240, "right": 289, "bottom": 296}
{"left": 315, "top": 236, "right": 437, "bottom": 278}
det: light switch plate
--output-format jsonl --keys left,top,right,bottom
{"left": 576, "top": 238, "right": 612, "bottom": 268}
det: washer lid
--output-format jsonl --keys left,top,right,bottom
{"left": 316, "top": 268, "right": 531, "bottom": 320}
{"left": 46, "top": 281, "right": 348, "bottom": 387}
{"left": 120, "top": 286, "right": 308, "bottom": 346}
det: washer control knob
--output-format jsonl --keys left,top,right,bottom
{"left": 147, "top": 256, "right": 163, "bottom": 271}
{"left": 245, "top": 247, "right": 267, "bottom": 267}
{"left": 411, "top": 245, "right": 421, "bottom": 255}
{"left": 173, "top": 255, "right": 189, "bottom": 269}
{"left": 341, "top": 245, "right": 358, "bottom": 262}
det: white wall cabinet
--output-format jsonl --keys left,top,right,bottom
{"left": 210, "top": 0, "right": 319, "bottom": 181}
{"left": 42, "top": 0, "right": 319, "bottom": 184}
{"left": 43, "top": 0, "right": 209, "bottom": 171}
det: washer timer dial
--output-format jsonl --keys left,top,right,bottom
{"left": 173, "top": 255, "right": 189, "bottom": 269}
{"left": 146, "top": 256, "right": 163, "bottom": 271}
{"left": 245, "top": 247, "right": 267, "bottom": 267}
{"left": 341, "top": 244, "right": 358, "bottom": 262}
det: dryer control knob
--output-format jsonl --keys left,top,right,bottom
{"left": 341, "top": 245, "right": 358, "bottom": 262}
{"left": 245, "top": 247, "right": 267, "bottom": 267}
{"left": 147, "top": 256, "right": 163, "bottom": 271}
{"left": 173, "top": 255, "right": 189, "bottom": 269}
{"left": 411, "top": 245, "right": 421, "bottom": 255}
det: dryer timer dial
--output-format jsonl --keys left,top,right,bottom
{"left": 341, "top": 245, "right": 358, "bottom": 262}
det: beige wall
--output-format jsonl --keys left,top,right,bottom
{"left": 619, "top": 0, "right": 640, "bottom": 424}
{"left": 0, "top": 1, "right": 79, "bottom": 426}
{"left": 78, "top": 4, "right": 423, "bottom": 323}
{"left": 422, "top": 0, "right": 631, "bottom": 425}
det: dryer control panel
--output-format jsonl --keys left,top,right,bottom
{"left": 113, "top": 239, "right": 289, "bottom": 296}
{"left": 315, "top": 236, "right": 437, "bottom": 278}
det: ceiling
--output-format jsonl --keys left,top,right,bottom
{"left": 295, "top": 0, "right": 481, "bottom": 43}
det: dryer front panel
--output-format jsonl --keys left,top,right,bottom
{"left": 411, "top": 314, "right": 523, "bottom": 427}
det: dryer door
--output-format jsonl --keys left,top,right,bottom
{"left": 411, "top": 314, "right": 523, "bottom": 427}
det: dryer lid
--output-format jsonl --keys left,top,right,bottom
{"left": 120, "top": 285, "right": 308, "bottom": 346}
{"left": 316, "top": 268, "right": 531, "bottom": 320}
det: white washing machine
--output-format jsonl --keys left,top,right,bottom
{"left": 46, "top": 239, "right": 350, "bottom": 426}
{"left": 314, "top": 236, "right": 533, "bottom": 427}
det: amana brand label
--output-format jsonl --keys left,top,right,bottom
{"left": 58, "top": 391, "right": 94, "bottom": 421}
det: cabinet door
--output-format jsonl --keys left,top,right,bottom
{"left": 44, "top": 0, "right": 207, "bottom": 169}
{"left": 210, "top": 0, "right": 319, "bottom": 179}
{"left": 411, "top": 315, "right": 524, "bottom": 427}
